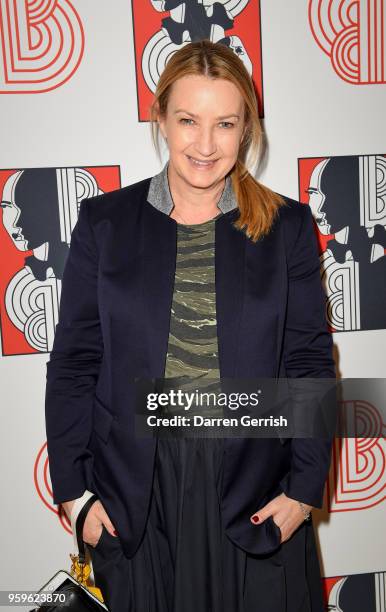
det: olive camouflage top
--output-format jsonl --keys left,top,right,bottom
{"left": 162, "top": 213, "right": 223, "bottom": 421}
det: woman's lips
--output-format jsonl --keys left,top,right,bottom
{"left": 186, "top": 155, "right": 217, "bottom": 169}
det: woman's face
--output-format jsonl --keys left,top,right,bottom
{"left": 158, "top": 75, "right": 246, "bottom": 187}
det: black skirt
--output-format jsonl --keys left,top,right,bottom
{"left": 89, "top": 437, "right": 324, "bottom": 612}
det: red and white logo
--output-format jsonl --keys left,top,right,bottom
{"left": 299, "top": 154, "right": 386, "bottom": 332}
{"left": 328, "top": 434, "right": 386, "bottom": 512}
{"left": 0, "top": 165, "right": 121, "bottom": 355}
{"left": 131, "top": 0, "right": 264, "bottom": 119}
{"left": 0, "top": 0, "right": 84, "bottom": 93}
{"left": 309, "top": 0, "right": 386, "bottom": 84}
{"left": 323, "top": 572, "right": 386, "bottom": 610}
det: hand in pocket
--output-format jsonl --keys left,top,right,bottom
{"left": 82, "top": 500, "right": 117, "bottom": 548}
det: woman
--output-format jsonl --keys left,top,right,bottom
{"left": 45, "top": 40, "right": 336, "bottom": 611}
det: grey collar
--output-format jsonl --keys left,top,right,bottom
{"left": 147, "top": 160, "right": 238, "bottom": 216}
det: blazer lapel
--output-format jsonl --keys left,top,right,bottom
{"left": 142, "top": 202, "right": 177, "bottom": 377}
{"left": 215, "top": 211, "right": 246, "bottom": 378}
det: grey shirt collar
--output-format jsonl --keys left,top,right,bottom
{"left": 147, "top": 160, "right": 238, "bottom": 216}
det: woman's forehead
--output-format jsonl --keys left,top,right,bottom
{"left": 167, "top": 77, "right": 244, "bottom": 113}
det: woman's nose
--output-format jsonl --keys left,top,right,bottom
{"left": 194, "top": 128, "right": 217, "bottom": 156}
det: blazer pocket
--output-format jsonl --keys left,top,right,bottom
{"left": 93, "top": 396, "right": 115, "bottom": 443}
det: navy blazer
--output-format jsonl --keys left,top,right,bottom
{"left": 45, "top": 171, "right": 336, "bottom": 559}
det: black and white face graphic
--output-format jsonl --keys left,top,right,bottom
{"left": 0, "top": 166, "right": 104, "bottom": 354}
{"left": 307, "top": 157, "right": 361, "bottom": 236}
{"left": 305, "top": 155, "right": 386, "bottom": 332}
{"left": 2, "top": 169, "right": 62, "bottom": 258}
{"left": 1, "top": 171, "right": 28, "bottom": 250}
{"left": 327, "top": 572, "right": 386, "bottom": 612}
{"left": 2, "top": 168, "right": 103, "bottom": 277}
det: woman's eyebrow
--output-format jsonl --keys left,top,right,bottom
{"left": 174, "top": 109, "right": 239, "bottom": 120}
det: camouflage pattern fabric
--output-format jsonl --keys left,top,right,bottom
{"left": 163, "top": 214, "right": 224, "bottom": 422}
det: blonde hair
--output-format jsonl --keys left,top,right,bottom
{"left": 149, "top": 39, "right": 287, "bottom": 243}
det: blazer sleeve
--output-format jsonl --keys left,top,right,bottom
{"left": 279, "top": 202, "right": 337, "bottom": 509}
{"left": 45, "top": 197, "right": 103, "bottom": 505}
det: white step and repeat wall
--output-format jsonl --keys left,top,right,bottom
{"left": 0, "top": 1, "right": 385, "bottom": 610}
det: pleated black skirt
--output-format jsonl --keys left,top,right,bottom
{"left": 89, "top": 437, "right": 323, "bottom": 612}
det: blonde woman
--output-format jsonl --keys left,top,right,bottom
{"left": 45, "top": 39, "right": 335, "bottom": 611}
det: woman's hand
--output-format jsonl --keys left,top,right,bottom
{"left": 250, "top": 492, "right": 313, "bottom": 544}
{"left": 62, "top": 499, "right": 117, "bottom": 547}
{"left": 81, "top": 499, "right": 117, "bottom": 547}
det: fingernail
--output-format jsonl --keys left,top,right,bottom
{"left": 113, "top": 529, "right": 117, "bottom": 536}
{"left": 251, "top": 515, "right": 259, "bottom": 524}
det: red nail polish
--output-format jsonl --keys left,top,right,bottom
{"left": 113, "top": 529, "right": 117, "bottom": 535}
{"left": 251, "top": 515, "right": 259, "bottom": 523}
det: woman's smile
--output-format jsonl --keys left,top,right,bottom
{"left": 186, "top": 154, "right": 218, "bottom": 169}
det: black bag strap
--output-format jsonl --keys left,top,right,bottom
{"left": 75, "top": 494, "right": 99, "bottom": 564}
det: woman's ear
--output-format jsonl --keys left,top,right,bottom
{"left": 158, "top": 120, "right": 167, "bottom": 141}
{"left": 154, "top": 104, "right": 166, "bottom": 140}
{"left": 156, "top": 112, "right": 165, "bottom": 140}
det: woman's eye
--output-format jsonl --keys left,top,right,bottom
{"left": 179, "top": 119, "right": 234, "bottom": 128}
